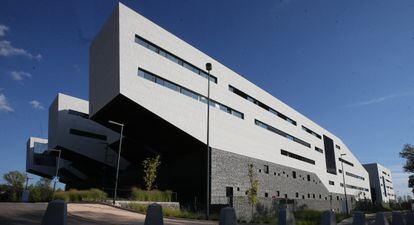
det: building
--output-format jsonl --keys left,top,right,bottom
{"left": 28, "top": 2, "right": 372, "bottom": 215}
{"left": 363, "top": 163, "right": 395, "bottom": 205}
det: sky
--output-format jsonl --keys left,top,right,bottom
{"left": 0, "top": 0, "right": 413, "bottom": 197}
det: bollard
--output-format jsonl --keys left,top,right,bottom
{"left": 406, "top": 212, "right": 414, "bottom": 225}
{"left": 278, "top": 207, "right": 296, "bottom": 225}
{"left": 320, "top": 210, "right": 336, "bottom": 225}
{"left": 391, "top": 211, "right": 404, "bottom": 225}
{"left": 40, "top": 200, "right": 67, "bottom": 225}
{"left": 352, "top": 211, "right": 367, "bottom": 225}
{"left": 144, "top": 203, "right": 164, "bottom": 225}
{"left": 373, "top": 212, "right": 389, "bottom": 225}
{"left": 219, "top": 207, "right": 238, "bottom": 225}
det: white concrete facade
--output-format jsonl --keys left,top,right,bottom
{"left": 363, "top": 163, "right": 395, "bottom": 203}
{"left": 90, "top": 3, "right": 371, "bottom": 199}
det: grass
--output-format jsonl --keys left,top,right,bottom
{"left": 250, "top": 209, "right": 350, "bottom": 224}
{"left": 130, "top": 188, "right": 173, "bottom": 202}
{"left": 53, "top": 188, "right": 107, "bottom": 202}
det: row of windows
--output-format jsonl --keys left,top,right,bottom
{"left": 255, "top": 119, "right": 311, "bottom": 148}
{"left": 315, "top": 146, "right": 324, "bottom": 153}
{"left": 135, "top": 35, "right": 217, "bottom": 83}
{"left": 345, "top": 171, "right": 365, "bottom": 180}
{"left": 229, "top": 85, "right": 297, "bottom": 126}
{"left": 69, "top": 128, "right": 107, "bottom": 141}
{"left": 138, "top": 69, "right": 244, "bottom": 119}
{"left": 301, "top": 126, "right": 321, "bottom": 139}
{"left": 68, "top": 109, "right": 88, "bottom": 118}
{"left": 280, "top": 149, "right": 315, "bottom": 165}
{"left": 340, "top": 183, "right": 369, "bottom": 192}
{"left": 339, "top": 158, "right": 354, "bottom": 167}
{"left": 258, "top": 165, "right": 318, "bottom": 183}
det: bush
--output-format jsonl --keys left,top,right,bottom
{"left": 128, "top": 203, "right": 209, "bottom": 220}
{"left": 53, "top": 188, "right": 107, "bottom": 202}
{"left": 130, "top": 187, "right": 172, "bottom": 202}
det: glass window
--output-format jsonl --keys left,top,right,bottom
{"left": 199, "top": 96, "right": 207, "bottom": 104}
{"left": 232, "top": 110, "right": 243, "bottom": 119}
{"left": 144, "top": 73, "right": 156, "bottom": 82}
{"left": 136, "top": 37, "right": 148, "bottom": 48}
{"left": 181, "top": 88, "right": 198, "bottom": 100}
{"left": 200, "top": 71, "right": 209, "bottom": 78}
{"left": 147, "top": 43, "right": 158, "bottom": 53}
{"left": 155, "top": 77, "right": 164, "bottom": 85}
{"left": 164, "top": 80, "right": 179, "bottom": 92}
{"left": 138, "top": 69, "right": 146, "bottom": 78}
{"left": 159, "top": 49, "right": 167, "bottom": 57}
{"left": 166, "top": 53, "right": 180, "bottom": 64}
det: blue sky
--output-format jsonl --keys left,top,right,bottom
{"left": 0, "top": 0, "right": 413, "bottom": 196}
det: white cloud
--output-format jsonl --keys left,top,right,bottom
{"left": 0, "top": 94, "right": 14, "bottom": 112}
{"left": 345, "top": 92, "right": 414, "bottom": 108}
{"left": 0, "top": 24, "right": 9, "bottom": 37}
{"left": 10, "top": 70, "right": 32, "bottom": 81}
{"left": 29, "top": 100, "right": 44, "bottom": 110}
{"left": 0, "top": 40, "right": 42, "bottom": 60}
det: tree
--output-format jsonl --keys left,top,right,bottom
{"left": 2, "top": 171, "right": 26, "bottom": 201}
{"left": 142, "top": 154, "right": 161, "bottom": 191}
{"left": 399, "top": 144, "right": 414, "bottom": 193}
{"left": 246, "top": 164, "right": 259, "bottom": 220}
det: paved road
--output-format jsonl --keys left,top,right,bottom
{"left": 0, "top": 202, "right": 217, "bottom": 225}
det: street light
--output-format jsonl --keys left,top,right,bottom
{"left": 108, "top": 120, "right": 125, "bottom": 205}
{"left": 205, "top": 62, "right": 212, "bottom": 220}
{"left": 340, "top": 153, "right": 349, "bottom": 214}
{"left": 49, "top": 149, "right": 62, "bottom": 193}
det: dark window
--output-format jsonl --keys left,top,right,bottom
{"left": 264, "top": 165, "right": 269, "bottom": 174}
{"left": 265, "top": 192, "right": 269, "bottom": 198}
{"left": 335, "top": 144, "right": 341, "bottom": 149}
{"left": 302, "top": 195, "right": 305, "bottom": 199}
{"left": 69, "top": 129, "right": 106, "bottom": 141}
{"left": 229, "top": 85, "right": 297, "bottom": 126}
{"left": 284, "top": 194, "right": 288, "bottom": 198}
{"left": 307, "top": 175, "right": 311, "bottom": 181}
{"left": 277, "top": 191, "right": 280, "bottom": 197}
{"left": 255, "top": 120, "right": 310, "bottom": 148}
{"left": 313, "top": 194, "right": 315, "bottom": 199}
{"left": 329, "top": 181, "right": 335, "bottom": 185}
{"left": 302, "top": 126, "right": 322, "bottom": 139}
{"left": 315, "top": 146, "right": 323, "bottom": 153}
{"left": 68, "top": 109, "right": 88, "bottom": 118}
{"left": 324, "top": 135, "right": 337, "bottom": 174}
{"left": 296, "top": 192, "right": 299, "bottom": 198}
{"left": 135, "top": 35, "right": 217, "bottom": 83}
{"left": 308, "top": 194, "right": 310, "bottom": 198}
{"left": 280, "top": 149, "right": 315, "bottom": 165}
{"left": 138, "top": 68, "right": 243, "bottom": 120}
{"left": 319, "top": 194, "right": 322, "bottom": 199}
{"left": 339, "top": 158, "right": 354, "bottom": 167}
{"left": 292, "top": 171, "right": 296, "bottom": 179}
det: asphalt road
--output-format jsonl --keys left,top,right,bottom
{"left": 0, "top": 202, "right": 217, "bottom": 225}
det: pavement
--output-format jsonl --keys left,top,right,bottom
{"left": 0, "top": 202, "right": 217, "bottom": 225}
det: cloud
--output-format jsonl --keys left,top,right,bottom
{"left": 0, "top": 24, "right": 8, "bottom": 37}
{"left": 0, "top": 40, "right": 42, "bottom": 60}
{"left": 10, "top": 70, "right": 32, "bottom": 81}
{"left": 29, "top": 100, "right": 45, "bottom": 110}
{"left": 345, "top": 92, "right": 414, "bottom": 108}
{"left": 0, "top": 94, "right": 14, "bottom": 112}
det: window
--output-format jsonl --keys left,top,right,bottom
{"left": 329, "top": 180, "right": 335, "bottom": 185}
{"left": 265, "top": 192, "right": 269, "bottom": 198}
{"left": 313, "top": 194, "right": 315, "bottom": 199}
{"left": 229, "top": 85, "right": 297, "bottom": 126}
{"left": 335, "top": 144, "right": 341, "bottom": 149}
{"left": 280, "top": 149, "right": 315, "bottom": 165}
{"left": 255, "top": 120, "right": 311, "bottom": 148}
{"left": 308, "top": 194, "right": 310, "bottom": 198}
{"left": 296, "top": 192, "right": 299, "bottom": 198}
{"left": 302, "top": 126, "right": 321, "bottom": 139}
{"left": 307, "top": 175, "right": 311, "bottom": 181}
{"left": 264, "top": 165, "right": 269, "bottom": 174}
{"left": 292, "top": 171, "right": 296, "bottom": 179}
{"left": 315, "top": 146, "right": 323, "bottom": 153}
{"left": 277, "top": 191, "right": 280, "bottom": 197}
{"left": 324, "top": 135, "right": 337, "bottom": 175}
{"left": 339, "top": 158, "right": 354, "bottom": 167}
{"left": 69, "top": 129, "right": 107, "bottom": 141}
{"left": 68, "top": 109, "right": 88, "bottom": 118}
{"left": 345, "top": 171, "right": 365, "bottom": 180}
{"left": 135, "top": 35, "right": 217, "bottom": 83}
{"left": 138, "top": 68, "right": 244, "bottom": 120}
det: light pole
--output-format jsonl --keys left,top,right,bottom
{"left": 205, "top": 63, "right": 212, "bottom": 220}
{"left": 340, "top": 153, "right": 349, "bottom": 214}
{"left": 50, "top": 149, "right": 62, "bottom": 193}
{"left": 108, "top": 120, "right": 124, "bottom": 205}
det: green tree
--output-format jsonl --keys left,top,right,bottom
{"left": 3, "top": 171, "right": 26, "bottom": 201}
{"left": 246, "top": 164, "right": 259, "bottom": 220}
{"left": 399, "top": 144, "right": 414, "bottom": 193}
{"left": 142, "top": 154, "right": 161, "bottom": 191}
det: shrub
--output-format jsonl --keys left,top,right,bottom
{"left": 53, "top": 188, "right": 107, "bottom": 202}
{"left": 130, "top": 187, "right": 172, "bottom": 202}
{"left": 128, "top": 203, "right": 209, "bottom": 220}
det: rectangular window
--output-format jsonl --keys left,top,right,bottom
{"left": 229, "top": 85, "right": 297, "bottom": 126}
{"left": 339, "top": 158, "right": 354, "bottom": 167}
{"left": 280, "top": 149, "right": 315, "bottom": 165}
{"left": 255, "top": 119, "right": 310, "bottom": 148}
{"left": 324, "top": 135, "right": 337, "bottom": 174}
{"left": 335, "top": 144, "right": 341, "bottom": 149}
{"left": 314, "top": 146, "right": 323, "bottom": 153}
{"left": 302, "top": 126, "right": 322, "bottom": 139}
{"left": 264, "top": 165, "right": 269, "bottom": 174}
{"left": 307, "top": 174, "right": 311, "bottom": 181}
{"left": 292, "top": 171, "right": 297, "bottom": 179}
{"left": 137, "top": 68, "right": 243, "bottom": 120}
{"left": 135, "top": 35, "right": 217, "bottom": 83}
{"left": 329, "top": 181, "right": 335, "bottom": 185}
{"left": 69, "top": 129, "right": 107, "bottom": 141}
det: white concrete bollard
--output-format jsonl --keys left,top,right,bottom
{"left": 352, "top": 212, "right": 367, "bottom": 225}
{"left": 373, "top": 212, "right": 389, "bottom": 225}
{"left": 391, "top": 211, "right": 404, "bottom": 225}
{"left": 40, "top": 200, "right": 67, "bottom": 225}
{"left": 320, "top": 210, "right": 336, "bottom": 225}
{"left": 219, "top": 207, "right": 238, "bottom": 225}
{"left": 278, "top": 207, "right": 296, "bottom": 225}
{"left": 144, "top": 203, "right": 164, "bottom": 225}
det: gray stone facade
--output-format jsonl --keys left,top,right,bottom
{"left": 211, "top": 148, "right": 355, "bottom": 219}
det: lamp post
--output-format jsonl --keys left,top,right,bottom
{"left": 50, "top": 149, "right": 62, "bottom": 193}
{"left": 108, "top": 120, "right": 124, "bottom": 205}
{"left": 205, "top": 62, "right": 212, "bottom": 220}
{"left": 340, "top": 153, "right": 349, "bottom": 214}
